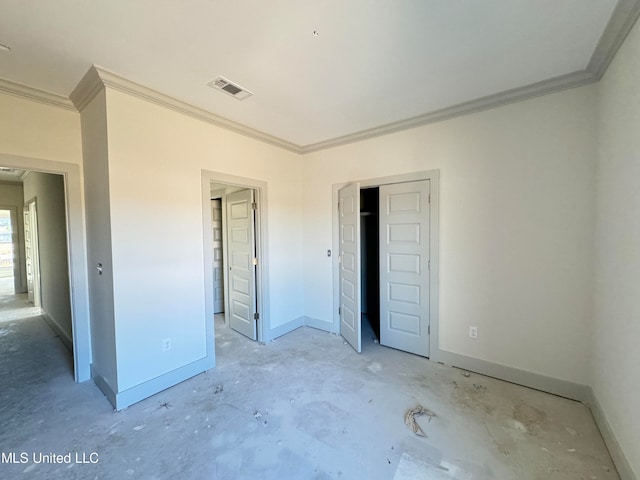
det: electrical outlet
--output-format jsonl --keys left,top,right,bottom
{"left": 162, "top": 338, "right": 172, "bottom": 352}
{"left": 469, "top": 326, "right": 478, "bottom": 339}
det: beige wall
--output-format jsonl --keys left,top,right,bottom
{"left": 303, "top": 85, "right": 598, "bottom": 386}
{"left": 0, "top": 93, "right": 81, "bottom": 164}
{"left": 594, "top": 17, "right": 640, "bottom": 478}
{"left": 0, "top": 91, "right": 82, "bottom": 299}
{"left": 103, "top": 88, "right": 304, "bottom": 391}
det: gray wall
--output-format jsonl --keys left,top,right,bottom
{"left": 22, "top": 172, "right": 72, "bottom": 348}
{"left": 0, "top": 181, "right": 27, "bottom": 293}
{"left": 79, "top": 89, "right": 119, "bottom": 395}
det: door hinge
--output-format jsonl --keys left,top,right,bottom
{"left": 428, "top": 193, "right": 431, "bottom": 204}
{"left": 428, "top": 325, "right": 431, "bottom": 335}
{"left": 338, "top": 254, "right": 342, "bottom": 264}
{"left": 428, "top": 260, "right": 430, "bottom": 270}
{"left": 338, "top": 307, "right": 341, "bottom": 316}
{"left": 254, "top": 312, "right": 259, "bottom": 320}
{"left": 251, "top": 202, "right": 257, "bottom": 210}
{"left": 253, "top": 257, "right": 259, "bottom": 266}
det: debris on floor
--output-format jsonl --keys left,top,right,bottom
{"left": 404, "top": 404, "right": 436, "bottom": 437}
{"left": 214, "top": 384, "right": 223, "bottom": 394}
{"left": 254, "top": 410, "right": 262, "bottom": 420}
{"left": 461, "top": 371, "right": 471, "bottom": 377}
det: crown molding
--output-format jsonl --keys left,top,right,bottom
{"left": 69, "top": 65, "right": 104, "bottom": 112}
{"left": 301, "top": 70, "right": 596, "bottom": 154}
{"left": 0, "top": 77, "right": 75, "bottom": 111}
{"left": 587, "top": 0, "right": 640, "bottom": 80}
{"left": 5, "top": 1, "right": 640, "bottom": 155}
{"left": 71, "top": 65, "right": 302, "bottom": 154}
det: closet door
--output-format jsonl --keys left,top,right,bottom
{"left": 379, "top": 180, "right": 430, "bottom": 357}
{"left": 339, "top": 182, "right": 361, "bottom": 353}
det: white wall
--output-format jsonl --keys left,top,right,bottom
{"left": 593, "top": 17, "right": 640, "bottom": 478}
{"left": 103, "top": 88, "right": 304, "bottom": 392}
{"left": 79, "top": 89, "right": 118, "bottom": 392}
{"left": 0, "top": 181, "right": 27, "bottom": 292}
{"left": 22, "top": 172, "right": 72, "bottom": 346}
{"left": 303, "top": 85, "right": 597, "bottom": 385}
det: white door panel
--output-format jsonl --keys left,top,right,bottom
{"left": 379, "top": 180, "right": 430, "bottom": 357}
{"left": 339, "top": 183, "right": 361, "bottom": 353}
{"left": 226, "top": 189, "right": 257, "bottom": 340}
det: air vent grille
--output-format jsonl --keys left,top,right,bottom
{"left": 207, "top": 76, "right": 253, "bottom": 100}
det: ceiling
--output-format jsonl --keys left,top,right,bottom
{"left": 0, "top": 0, "right": 636, "bottom": 149}
{"left": 0, "top": 168, "right": 24, "bottom": 182}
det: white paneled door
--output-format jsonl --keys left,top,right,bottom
{"left": 339, "top": 182, "right": 361, "bottom": 353}
{"left": 379, "top": 180, "right": 430, "bottom": 357}
{"left": 226, "top": 189, "right": 257, "bottom": 340}
{"left": 211, "top": 199, "right": 225, "bottom": 314}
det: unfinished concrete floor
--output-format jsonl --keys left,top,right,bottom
{"left": 0, "top": 295, "right": 618, "bottom": 480}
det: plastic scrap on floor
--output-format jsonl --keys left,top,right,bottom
{"left": 461, "top": 371, "right": 471, "bottom": 377}
{"left": 404, "top": 405, "right": 436, "bottom": 437}
{"left": 214, "top": 384, "right": 223, "bottom": 394}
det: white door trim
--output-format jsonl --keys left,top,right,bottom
{"left": 24, "top": 197, "right": 42, "bottom": 307}
{"left": 332, "top": 169, "right": 440, "bottom": 360}
{"left": 202, "top": 170, "right": 270, "bottom": 344}
{"left": 0, "top": 153, "right": 92, "bottom": 382}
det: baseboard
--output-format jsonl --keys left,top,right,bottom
{"left": 41, "top": 309, "right": 73, "bottom": 352}
{"left": 431, "top": 350, "right": 637, "bottom": 477}
{"left": 113, "top": 356, "right": 215, "bottom": 411}
{"left": 585, "top": 388, "right": 637, "bottom": 480}
{"left": 265, "top": 316, "right": 304, "bottom": 342}
{"left": 303, "top": 315, "right": 337, "bottom": 334}
{"left": 432, "top": 348, "right": 590, "bottom": 402}
{"left": 91, "top": 366, "right": 117, "bottom": 408}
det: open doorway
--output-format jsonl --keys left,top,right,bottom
{"left": 0, "top": 208, "right": 19, "bottom": 296}
{"left": 0, "top": 155, "right": 90, "bottom": 383}
{"left": 205, "top": 175, "right": 269, "bottom": 346}
{"left": 336, "top": 171, "right": 440, "bottom": 359}
{"left": 0, "top": 161, "right": 91, "bottom": 383}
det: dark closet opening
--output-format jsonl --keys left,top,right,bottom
{"left": 360, "top": 187, "right": 380, "bottom": 341}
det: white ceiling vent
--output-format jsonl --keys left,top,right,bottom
{"left": 207, "top": 76, "right": 253, "bottom": 100}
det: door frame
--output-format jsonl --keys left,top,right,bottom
{"left": 0, "top": 153, "right": 92, "bottom": 382}
{"left": 202, "top": 170, "right": 270, "bottom": 343}
{"left": 332, "top": 170, "right": 441, "bottom": 360}
{"left": 24, "top": 197, "right": 42, "bottom": 307}
{"left": 210, "top": 195, "right": 227, "bottom": 317}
